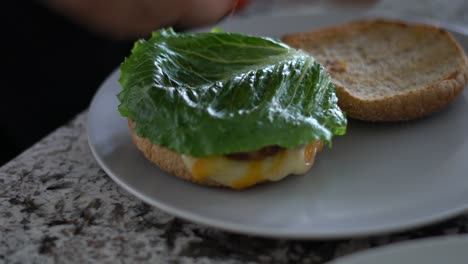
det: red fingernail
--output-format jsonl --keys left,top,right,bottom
{"left": 232, "top": 0, "right": 250, "bottom": 14}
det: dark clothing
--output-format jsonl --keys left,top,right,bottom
{"left": 2, "top": 2, "right": 133, "bottom": 164}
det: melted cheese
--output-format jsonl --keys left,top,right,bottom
{"left": 181, "top": 141, "right": 323, "bottom": 189}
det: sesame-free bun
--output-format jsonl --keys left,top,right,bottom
{"left": 282, "top": 19, "right": 468, "bottom": 121}
{"left": 128, "top": 119, "right": 223, "bottom": 187}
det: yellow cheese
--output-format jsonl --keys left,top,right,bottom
{"left": 181, "top": 141, "right": 323, "bottom": 189}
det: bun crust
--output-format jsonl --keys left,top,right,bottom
{"left": 282, "top": 19, "right": 468, "bottom": 121}
{"left": 128, "top": 119, "right": 222, "bottom": 187}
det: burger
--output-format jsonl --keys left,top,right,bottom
{"left": 117, "top": 28, "right": 347, "bottom": 189}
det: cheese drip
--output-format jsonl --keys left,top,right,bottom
{"left": 181, "top": 141, "right": 323, "bottom": 189}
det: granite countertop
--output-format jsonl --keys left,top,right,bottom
{"left": 2, "top": 1, "right": 468, "bottom": 263}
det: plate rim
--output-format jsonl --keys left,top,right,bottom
{"left": 88, "top": 11, "right": 468, "bottom": 239}
{"left": 89, "top": 135, "right": 468, "bottom": 239}
{"left": 328, "top": 235, "right": 468, "bottom": 263}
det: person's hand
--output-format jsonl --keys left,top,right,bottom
{"left": 46, "top": 0, "right": 240, "bottom": 39}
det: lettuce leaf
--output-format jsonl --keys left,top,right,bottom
{"left": 118, "top": 28, "right": 346, "bottom": 157}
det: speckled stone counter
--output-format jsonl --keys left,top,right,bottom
{"left": 2, "top": 1, "right": 468, "bottom": 263}
{"left": 2, "top": 113, "right": 468, "bottom": 263}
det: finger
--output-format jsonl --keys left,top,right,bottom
{"left": 177, "top": 0, "right": 236, "bottom": 28}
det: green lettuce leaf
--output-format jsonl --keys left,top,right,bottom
{"left": 118, "top": 28, "right": 346, "bottom": 157}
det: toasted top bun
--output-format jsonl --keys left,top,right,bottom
{"left": 282, "top": 19, "right": 468, "bottom": 121}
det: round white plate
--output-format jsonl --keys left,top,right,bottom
{"left": 329, "top": 235, "right": 468, "bottom": 264}
{"left": 88, "top": 11, "right": 468, "bottom": 239}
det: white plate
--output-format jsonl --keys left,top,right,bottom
{"left": 329, "top": 235, "right": 468, "bottom": 264}
{"left": 88, "top": 11, "right": 468, "bottom": 239}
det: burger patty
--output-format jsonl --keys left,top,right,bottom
{"left": 225, "top": 146, "right": 284, "bottom": 161}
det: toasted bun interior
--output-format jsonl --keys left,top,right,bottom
{"left": 283, "top": 19, "right": 468, "bottom": 121}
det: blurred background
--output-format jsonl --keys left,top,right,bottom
{"left": 3, "top": 2, "right": 133, "bottom": 165}
{"left": 2, "top": 0, "right": 467, "bottom": 165}
{"left": 242, "top": 0, "right": 468, "bottom": 26}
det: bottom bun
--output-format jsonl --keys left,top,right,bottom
{"left": 129, "top": 120, "right": 223, "bottom": 187}
{"left": 128, "top": 119, "right": 321, "bottom": 189}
